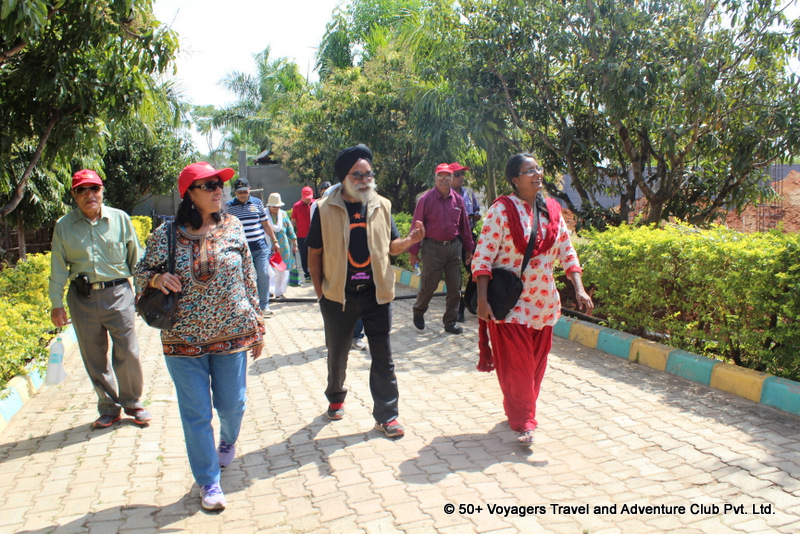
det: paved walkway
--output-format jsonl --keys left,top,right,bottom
{"left": 1, "top": 282, "right": 799, "bottom": 533}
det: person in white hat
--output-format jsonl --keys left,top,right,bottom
{"left": 265, "top": 192, "right": 297, "bottom": 299}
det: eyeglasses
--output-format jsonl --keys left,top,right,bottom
{"left": 435, "top": 174, "right": 453, "bottom": 180}
{"left": 73, "top": 185, "right": 102, "bottom": 195}
{"left": 189, "top": 181, "right": 224, "bottom": 192}
{"left": 348, "top": 171, "right": 375, "bottom": 181}
{"left": 453, "top": 171, "right": 465, "bottom": 177}
{"left": 517, "top": 166, "right": 543, "bottom": 176}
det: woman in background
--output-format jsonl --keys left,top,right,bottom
{"left": 471, "top": 153, "right": 593, "bottom": 445}
{"left": 265, "top": 192, "right": 297, "bottom": 299}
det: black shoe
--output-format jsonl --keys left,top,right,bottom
{"left": 444, "top": 324, "right": 463, "bottom": 334}
{"left": 413, "top": 313, "right": 424, "bottom": 330}
{"left": 457, "top": 311, "right": 465, "bottom": 323}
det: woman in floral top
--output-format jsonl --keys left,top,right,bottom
{"left": 471, "top": 153, "right": 593, "bottom": 445}
{"left": 135, "top": 162, "right": 265, "bottom": 511}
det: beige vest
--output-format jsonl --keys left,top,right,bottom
{"left": 317, "top": 188, "right": 396, "bottom": 307}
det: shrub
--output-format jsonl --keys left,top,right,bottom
{"left": 131, "top": 216, "right": 153, "bottom": 247}
{"left": 0, "top": 253, "right": 53, "bottom": 389}
{"left": 393, "top": 212, "right": 413, "bottom": 270}
{"left": 575, "top": 223, "right": 800, "bottom": 381}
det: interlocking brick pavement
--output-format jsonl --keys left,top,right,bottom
{"left": 1, "top": 281, "right": 799, "bottom": 533}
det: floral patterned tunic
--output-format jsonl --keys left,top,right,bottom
{"left": 135, "top": 215, "right": 264, "bottom": 357}
{"left": 471, "top": 194, "right": 583, "bottom": 329}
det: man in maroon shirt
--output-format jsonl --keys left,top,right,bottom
{"left": 408, "top": 163, "right": 475, "bottom": 334}
{"left": 292, "top": 186, "right": 315, "bottom": 281}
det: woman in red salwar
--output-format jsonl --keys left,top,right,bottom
{"left": 471, "top": 153, "right": 593, "bottom": 445}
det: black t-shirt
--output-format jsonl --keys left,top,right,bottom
{"left": 307, "top": 200, "right": 401, "bottom": 290}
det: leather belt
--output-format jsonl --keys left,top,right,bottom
{"left": 90, "top": 278, "right": 128, "bottom": 290}
{"left": 346, "top": 283, "right": 374, "bottom": 293}
{"left": 427, "top": 237, "right": 458, "bottom": 246}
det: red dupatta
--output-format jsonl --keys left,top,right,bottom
{"left": 478, "top": 195, "right": 562, "bottom": 372}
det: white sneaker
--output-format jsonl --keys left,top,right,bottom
{"left": 200, "top": 483, "right": 226, "bottom": 511}
{"left": 352, "top": 338, "right": 367, "bottom": 351}
{"left": 262, "top": 309, "right": 274, "bottom": 318}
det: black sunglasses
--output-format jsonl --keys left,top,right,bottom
{"left": 73, "top": 185, "right": 102, "bottom": 195}
{"left": 189, "top": 181, "right": 224, "bottom": 192}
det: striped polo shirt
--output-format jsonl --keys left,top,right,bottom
{"left": 225, "top": 197, "right": 269, "bottom": 251}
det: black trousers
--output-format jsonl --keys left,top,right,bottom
{"left": 319, "top": 289, "right": 399, "bottom": 424}
{"left": 297, "top": 237, "right": 310, "bottom": 278}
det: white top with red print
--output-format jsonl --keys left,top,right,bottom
{"left": 471, "top": 194, "right": 582, "bottom": 328}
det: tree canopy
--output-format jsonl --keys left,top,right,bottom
{"left": 0, "top": 0, "right": 179, "bottom": 219}
{"left": 206, "top": 0, "right": 800, "bottom": 226}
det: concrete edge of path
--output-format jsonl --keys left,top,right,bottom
{"left": 0, "top": 326, "right": 78, "bottom": 433}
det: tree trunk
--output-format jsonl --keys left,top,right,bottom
{"left": 0, "top": 113, "right": 59, "bottom": 218}
{"left": 16, "top": 211, "right": 26, "bottom": 261}
{"left": 486, "top": 144, "right": 497, "bottom": 203}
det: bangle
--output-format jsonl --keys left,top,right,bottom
{"left": 150, "top": 273, "right": 161, "bottom": 288}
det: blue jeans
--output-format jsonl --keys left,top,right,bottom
{"left": 164, "top": 351, "right": 248, "bottom": 486}
{"left": 251, "top": 246, "right": 271, "bottom": 310}
{"left": 353, "top": 318, "right": 364, "bottom": 340}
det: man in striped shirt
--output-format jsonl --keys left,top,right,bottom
{"left": 225, "top": 178, "right": 280, "bottom": 317}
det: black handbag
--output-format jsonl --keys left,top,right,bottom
{"left": 472, "top": 200, "right": 540, "bottom": 320}
{"left": 137, "top": 222, "right": 180, "bottom": 329}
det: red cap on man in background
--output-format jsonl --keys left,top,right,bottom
{"left": 435, "top": 163, "right": 454, "bottom": 174}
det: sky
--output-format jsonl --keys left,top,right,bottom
{"left": 152, "top": 0, "right": 344, "bottom": 150}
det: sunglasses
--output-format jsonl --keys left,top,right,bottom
{"left": 73, "top": 185, "right": 102, "bottom": 195}
{"left": 189, "top": 181, "right": 224, "bottom": 192}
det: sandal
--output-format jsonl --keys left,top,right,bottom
{"left": 517, "top": 430, "right": 535, "bottom": 445}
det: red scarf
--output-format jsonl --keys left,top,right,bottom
{"left": 478, "top": 195, "right": 562, "bottom": 372}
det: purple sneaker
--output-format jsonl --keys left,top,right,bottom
{"left": 217, "top": 440, "right": 236, "bottom": 468}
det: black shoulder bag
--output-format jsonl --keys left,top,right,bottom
{"left": 471, "top": 200, "right": 540, "bottom": 320}
{"left": 137, "top": 222, "right": 180, "bottom": 329}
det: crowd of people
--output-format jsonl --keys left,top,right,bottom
{"left": 48, "top": 147, "right": 592, "bottom": 511}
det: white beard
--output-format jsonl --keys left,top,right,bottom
{"left": 344, "top": 179, "right": 378, "bottom": 204}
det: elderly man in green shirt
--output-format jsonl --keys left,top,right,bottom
{"left": 49, "top": 169, "right": 151, "bottom": 429}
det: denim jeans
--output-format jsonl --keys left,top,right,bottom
{"left": 319, "top": 290, "right": 398, "bottom": 424}
{"left": 251, "top": 246, "right": 271, "bottom": 310}
{"left": 164, "top": 351, "right": 248, "bottom": 486}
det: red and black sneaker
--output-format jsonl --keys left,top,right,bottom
{"left": 92, "top": 414, "right": 121, "bottom": 429}
{"left": 326, "top": 403, "right": 345, "bottom": 421}
{"left": 375, "top": 419, "right": 405, "bottom": 438}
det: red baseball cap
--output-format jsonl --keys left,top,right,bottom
{"left": 72, "top": 169, "right": 103, "bottom": 189}
{"left": 178, "top": 162, "right": 235, "bottom": 198}
{"left": 450, "top": 163, "right": 470, "bottom": 173}
{"left": 301, "top": 186, "right": 314, "bottom": 199}
{"left": 435, "top": 163, "right": 454, "bottom": 175}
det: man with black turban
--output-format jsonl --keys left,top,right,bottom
{"left": 307, "top": 144, "right": 425, "bottom": 438}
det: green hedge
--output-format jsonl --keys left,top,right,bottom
{"left": 0, "top": 218, "right": 152, "bottom": 390}
{"left": 0, "top": 253, "right": 53, "bottom": 390}
{"left": 576, "top": 223, "right": 800, "bottom": 381}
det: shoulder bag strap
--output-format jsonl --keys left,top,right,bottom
{"left": 519, "top": 200, "right": 539, "bottom": 277}
{"left": 167, "top": 221, "right": 176, "bottom": 274}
